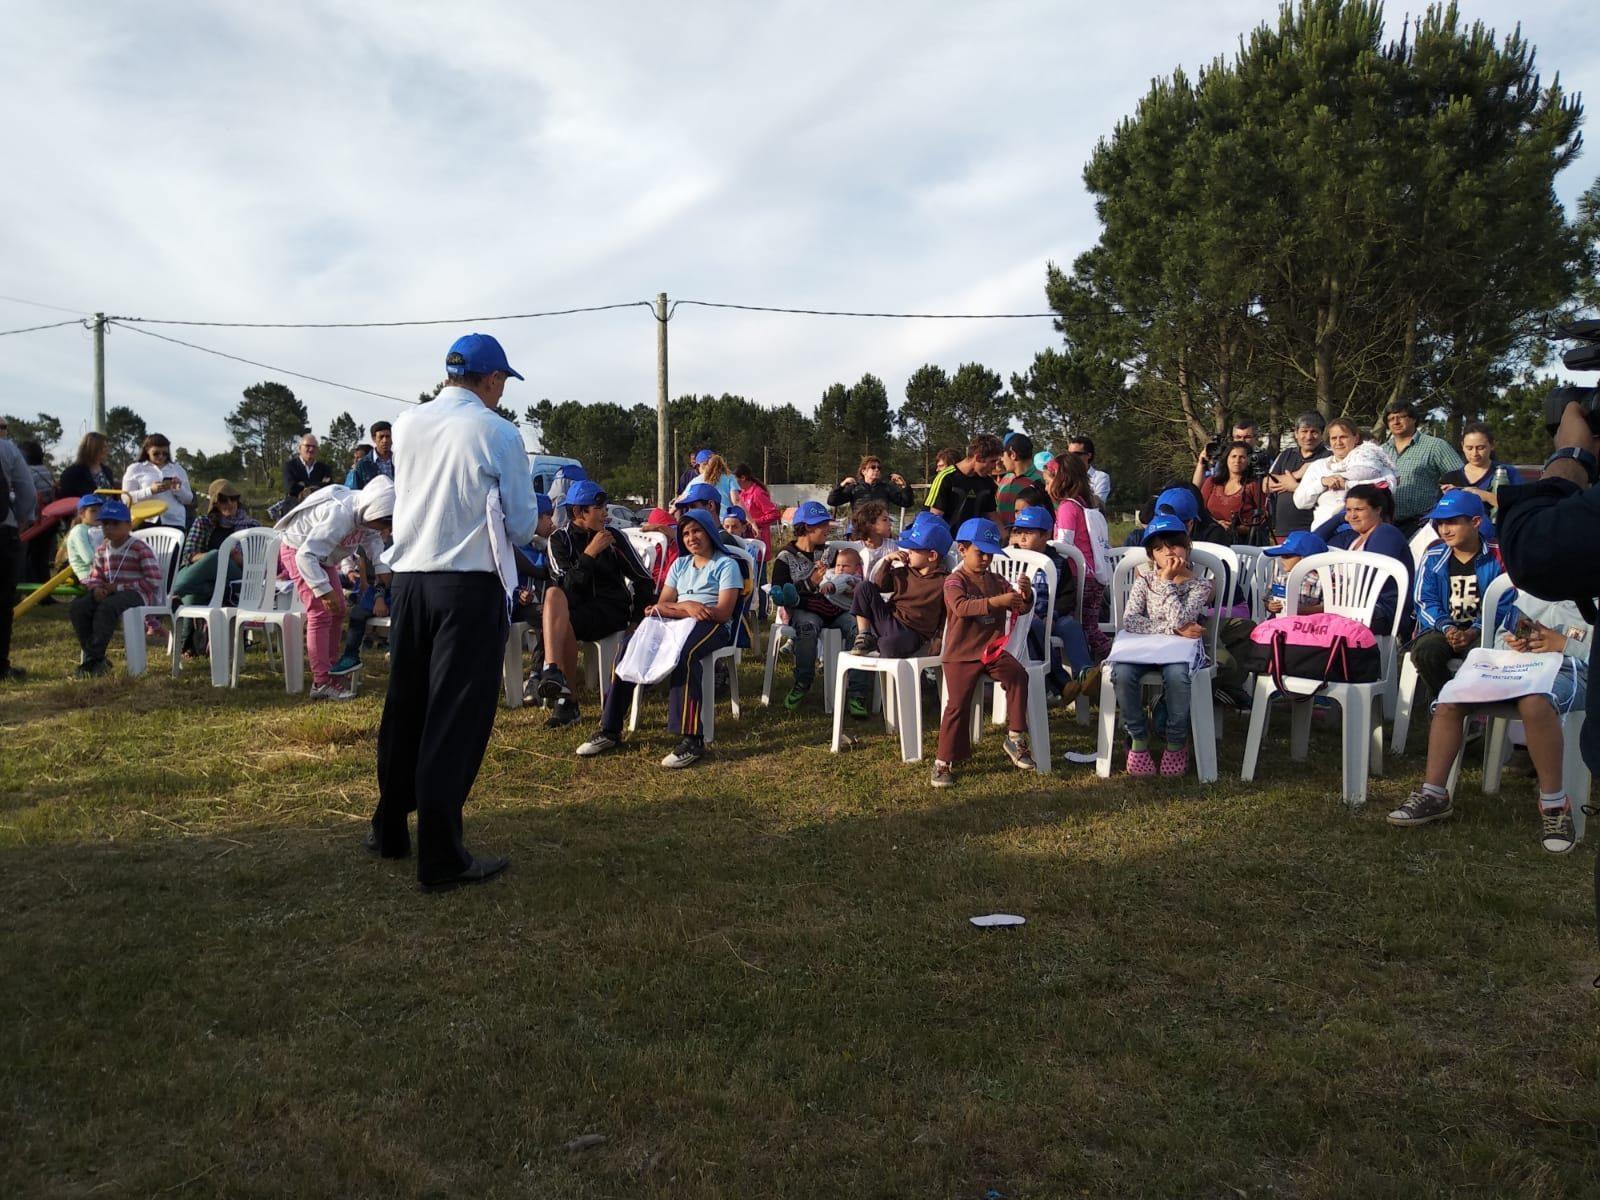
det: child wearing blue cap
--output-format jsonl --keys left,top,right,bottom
{"left": 721, "top": 505, "right": 756, "bottom": 541}
{"left": 64, "top": 493, "right": 106, "bottom": 582}
{"left": 1262, "top": 530, "right": 1328, "bottom": 616}
{"left": 851, "top": 518, "right": 951, "bottom": 658}
{"left": 933, "top": 518, "right": 1035, "bottom": 785}
{"left": 772, "top": 501, "right": 872, "bottom": 716}
{"left": 1111, "top": 517, "right": 1214, "bottom": 777}
{"left": 1008, "top": 506, "right": 1097, "bottom": 703}
{"left": 1403, "top": 489, "right": 1512, "bottom": 702}
{"left": 67, "top": 500, "right": 163, "bottom": 677}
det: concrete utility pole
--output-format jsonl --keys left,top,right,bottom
{"left": 656, "top": 292, "right": 669, "bottom": 505}
{"left": 92, "top": 313, "right": 106, "bottom": 432}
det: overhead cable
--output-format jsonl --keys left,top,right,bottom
{"left": 104, "top": 300, "right": 655, "bottom": 329}
{"left": 107, "top": 321, "right": 411, "bottom": 404}
{"left": 0, "top": 318, "right": 88, "bottom": 338}
{"left": 668, "top": 299, "right": 1060, "bottom": 319}
{"left": 0, "top": 294, "right": 92, "bottom": 316}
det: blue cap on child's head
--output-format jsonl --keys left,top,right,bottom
{"left": 564, "top": 479, "right": 605, "bottom": 508}
{"left": 98, "top": 500, "right": 131, "bottom": 523}
{"left": 535, "top": 493, "right": 553, "bottom": 517}
{"left": 76, "top": 493, "right": 106, "bottom": 511}
{"left": 675, "top": 481, "right": 720, "bottom": 508}
{"left": 954, "top": 517, "right": 1007, "bottom": 556}
{"left": 900, "top": 520, "right": 953, "bottom": 555}
{"left": 1011, "top": 506, "right": 1052, "bottom": 532}
{"left": 1141, "top": 514, "right": 1187, "bottom": 543}
{"left": 1264, "top": 530, "right": 1327, "bottom": 558}
{"left": 724, "top": 505, "right": 746, "bottom": 522}
{"left": 694, "top": 448, "right": 714, "bottom": 464}
{"left": 792, "top": 500, "right": 832, "bottom": 528}
{"left": 1154, "top": 487, "right": 1199, "bottom": 524}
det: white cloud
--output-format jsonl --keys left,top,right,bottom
{"left": 1, "top": 0, "right": 1595, "bottom": 460}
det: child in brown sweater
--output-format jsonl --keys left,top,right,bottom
{"left": 851, "top": 517, "right": 951, "bottom": 657}
{"left": 933, "top": 518, "right": 1034, "bottom": 787}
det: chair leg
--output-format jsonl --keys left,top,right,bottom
{"left": 502, "top": 622, "right": 525, "bottom": 709}
{"left": 1565, "top": 711, "right": 1588, "bottom": 840}
{"left": 1482, "top": 716, "right": 1509, "bottom": 795}
{"left": 1446, "top": 716, "right": 1466, "bottom": 796}
{"left": 1342, "top": 691, "right": 1370, "bottom": 807}
{"left": 282, "top": 615, "right": 306, "bottom": 694}
{"left": 1392, "top": 658, "right": 1419, "bottom": 754}
{"left": 1289, "top": 698, "right": 1313, "bottom": 760}
{"left": 728, "top": 651, "right": 741, "bottom": 720}
{"left": 761, "top": 629, "right": 779, "bottom": 706}
{"left": 1095, "top": 670, "right": 1118, "bottom": 778}
{"left": 122, "top": 610, "right": 147, "bottom": 677}
{"left": 701, "top": 658, "right": 716, "bottom": 745}
{"left": 1027, "top": 668, "right": 1050, "bottom": 775}
{"left": 895, "top": 663, "right": 923, "bottom": 763}
{"left": 830, "top": 656, "right": 849, "bottom": 753}
{"left": 1190, "top": 690, "right": 1218, "bottom": 784}
{"left": 1240, "top": 680, "right": 1272, "bottom": 782}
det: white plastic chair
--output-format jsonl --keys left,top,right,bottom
{"left": 1435, "top": 575, "right": 1589, "bottom": 840}
{"left": 228, "top": 530, "right": 305, "bottom": 694}
{"left": 1047, "top": 539, "right": 1094, "bottom": 727}
{"left": 120, "top": 527, "right": 185, "bottom": 677}
{"left": 630, "top": 546, "right": 752, "bottom": 744}
{"left": 1099, "top": 545, "right": 1140, "bottom": 634}
{"left": 977, "top": 549, "right": 1053, "bottom": 774}
{"left": 1392, "top": 531, "right": 1448, "bottom": 753}
{"left": 1230, "top": 544, "right": 1270, "bottom": 621}
{"left": 829, "top": 645, "right": 940, "bottom": 762}
{"left": 1095, "top": 548, "right": 1227, "bottom": 782}
{"left": 1239, "top": 551, "right": 1408, "bottom": 806}
{"left": 171, "top": 527, "right": 276, "bottom": 687}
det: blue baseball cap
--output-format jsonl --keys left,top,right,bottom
{"left": 792, "top": 500, "right": 832, "bottom": 528}
{"left": 555, "top": 463, "right": 587, "bottom": 481}
{"left": 98, "top": 500, "right": 131, "bottom": 523}
{"left": 1011, "top": 505, "right": 1053, "bottom": 532}
{"left": 564, "top": 479, "right": 606, "bottom": 507}
{"left": 724, "top": 504, "right": 746, "bottom": 522}
{"left": 1141, "top": 514, "right": 1188, "bottom": 543}
{"left": 675, "top": 481, "right": 721, "bottom": 508}
{"left": 535, "top": 493, "right": 553, "bottom": 517}
{"left": 445, "top": 332, "right": 523, "bottom": 381}
{"left": 1264, "top": 531, "right": 1328, "bottom": 558}
{"left": 76, "top": 493, "right": 106, "bottom": 510}
{"left": 1426, "top": 490, "right": 1487, "bottom": 523}
{"left": 900, "top": 519, "right": 953, "bottom": 555}
{"left": 955, "top": 517, "right": 1007, "bottom": 556}
{"left": 694, "top": 448, "right": 714, "bottom": 464}
{"left": 1155, "top": 487, "right": 1199, "bottom": 524}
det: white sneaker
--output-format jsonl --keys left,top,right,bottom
{"left": 1540, "top": 803, "right": 1576, "bottom": 855}
{"left": 310, "top": 683, "right": 355, "bottom": 701}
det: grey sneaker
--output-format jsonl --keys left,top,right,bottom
{"left": 1540, "top": 804, "right": 1576, "bottom": 855}
{"left": 1003, "top": 734, "right": 1035, "bottom": 771}
{"left": 1388, "top": 789, "right": 1453, "bottom": 827}
{"left": 930, "top": 760, "right": 955, "bottom": 788}
{"left": 576, "top": 730, "right": 622, "bottom": 757}
{"left": 852, "top": 630, "right": 878, "bottom": 655}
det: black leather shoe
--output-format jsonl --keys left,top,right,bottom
{"left": 419, "top": 855, "right": 509, "bottom": 893}
{"left": 364, "top": 827, "right": 410, "bottom": 858}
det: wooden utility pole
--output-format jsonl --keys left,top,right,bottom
{"left": 762, "top": 444, "right": 769, "bottom": 484}
{"left": 656, "top": 292, "right": 669, "bottom": 505}
{"left": 92, "top": 313, "right": 106, "bottom": 432}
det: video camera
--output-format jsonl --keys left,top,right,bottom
{"left": 1545, "top": 319, "right": 1600, "bottom": 434}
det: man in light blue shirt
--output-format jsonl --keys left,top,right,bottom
{"left": 372, "top": 333, "right": 539, "bottom": 892}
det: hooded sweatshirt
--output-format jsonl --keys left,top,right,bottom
{"left": 275, "top": 478, "right": 393, "bottom": 596}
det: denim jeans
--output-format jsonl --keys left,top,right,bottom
{"left": 1028, "top": 613, "right": 1093, "bottom": 688}
{"left": 1113, "top": 661, "right": 1193, "bottom": 749}
{"left": 791, "top": 607, "right": 866, "bottom": 699}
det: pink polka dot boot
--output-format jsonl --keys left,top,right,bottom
{"left": 1159, "top": 747, "right": 1189, "bottom": 777}
{"left": 1126, "top": 748, "right": 1156, "bottom": 777}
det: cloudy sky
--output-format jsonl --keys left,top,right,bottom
{"left": 2, "top": 1, "right": 1596, "bottom": 457}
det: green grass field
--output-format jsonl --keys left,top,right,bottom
{"left": 4, "top": 606, "right": 1598, "bottom": 1198}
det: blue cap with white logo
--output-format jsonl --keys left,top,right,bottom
{"left": 1426, "top": 490, "right": 1488, "bottom": 523}
{"left": 900, "top": 519, "right": 953, "bottom": 555}
{"left": 564, "top": 479, "right": 606, "bottom": 508}
{"left": 554, "top": 463, "right": 587, "bottom": 481}
{"left": 1154, "top": 487, "right": 1199, "bottom": 525}
{"left": 955, "top": 517, "right": 1007, "bottom": 556}
{"left": 98, "top": 500, "right": 131, "bottom": 523}
{"left": 725, "top": 504, "right": 746, "bottom": 522}
{"left": 674, "top": 481, "right": 721, "bottom": 508}
{"left": 1011, "top": 506, "right": 1053, "bottom": 532}
{"left": 792, "top": 500, "right": 832, "bottom": 528}
{"left": 445, "top": 332, "right": 524, "bottom": 381}
{"left": 1141, "top": 514, "right": 1188, "bottom": 543}
{"left": 1264, "top": 530, "right": 1328, "bottom": 558}
{"left": 76, "top": 493, "right": 106, "bottom": 511}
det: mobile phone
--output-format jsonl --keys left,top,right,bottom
{"left": 1514, "top": 616, "right": 1534, "bottom": 640}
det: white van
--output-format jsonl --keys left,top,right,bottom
{"left": 528, "top": 454, "right": 582, "bottom": 496}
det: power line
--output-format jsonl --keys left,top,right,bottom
{"left": 669, "top": 299, "right": 1060, "bottom": 319}
{"left": 104, "top": 300, "right": 655, "bottom": 329}
{"left": 107, "top": 321, "right": 412, "bottom": 404}
{"left": 0, "top": 318, "right": 87, "bottom": 338}
{"left": 0, "top": 294, "right": 92, "bottom": 317}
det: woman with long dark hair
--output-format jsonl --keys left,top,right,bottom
{"left": 57, "top": 432, "right": 113, "bottom": 500}
{"left": 1192, "top": 441, "right": 1266, "bottom": 538}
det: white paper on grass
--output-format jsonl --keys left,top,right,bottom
{"left": 1436, "top": 649, "right": 1563, "bottom": 706}
{"left": 969, "top": 914, "right": 1026, "bottom": 928}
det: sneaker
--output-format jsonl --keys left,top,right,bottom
{"left": 1045, "top": 684, "right": 1065, "bottom": 705}
{"left": 847, "top": 696, "right": 870, "bottom": 719}
{"left": 576, "top": 730, "right": 622, "bottom": 757}
{"left": 783, "top": 682, "right": 810, "bottom": 711}
{"left": 1078, "top": 666, "right": 1102, "bottom": 702}
{"left": 1003, "top": 734, "right": 1035, "bottom": 770}
{"left": 310, "top": 682, "right": 355, "bottom": 701}
{"left": 537, "top": 666, "right": 572, "bottom": 703}
{"left": 1540, "top": 803, "right": 1577, "bottom": 855}
{"left": 1159, "top": 747, "right": 1189, "bottom": 777}
{"left": 852, "top": 630, "right": 878, "bottom": 655}
{"left": 661, "top": 736, "right": 706, "bottom": 769}
{"left": 930, "top": 759, "right": 955, "bottom": 788}
{"left": 544, "top": 699, "right": 581, "bottom": 729}
{"left": 1387, "top": 789, "right": 1453, "bottom": 827}
{"left": 1126, "top": 748, "right": 1156, "bottom": 777}
{"left": 1213, "top": 684, "right": 1252, "bottom": 710}
{"left": 329, "top": 653, "right": 362, "bottom": 676}
{"left": 73, "top": 659, "right": 111, "bottom": 679}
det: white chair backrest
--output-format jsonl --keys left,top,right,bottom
{"left": 1477, "top": 573, "right": 1517, "bottom": 648}
{"left": 1230, "top": 544, "right": 1269, "bottom": 619}
{"left": 235, "top": 529, "right": 287, "bottom": 613}
{"left": 192, "top": 528, "right": 268, "bottom": 608}
{"left": 128, "top": 526, "right": 184, "bottom": 602}
{"left": 624, "top": 528, "right": 668, "bottom": 576}
{"left": 1284, "top": 551, "right": 1409, "bottom": 640}
{"left": 1408, "top": 525, "right": 1440, "bottom": 571}
{"left": 1108, "top": 547, "right": 1227, "bottom": 659}
{"left": 1047, "top": 539, "right": 1088, "bottom": 622}
{"left": 990, "top": 548, "right": 1056, "bottom": 667}
{"left": 1192, "top": 540, "right": 1239, "bottom": 607}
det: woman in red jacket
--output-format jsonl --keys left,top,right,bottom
{"left": 732, "top": 463, "right": 780, "bottom": 549}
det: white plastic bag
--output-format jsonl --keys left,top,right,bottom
{"left": 1436, "top": 649, "right": 1562, "bottom": 705}
{"left": 615, "top": 615, "right": 698, "bottom": 684}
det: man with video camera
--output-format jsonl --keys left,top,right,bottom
{"left": 1496, "top": 387, "right": 1600, "bottom": 774}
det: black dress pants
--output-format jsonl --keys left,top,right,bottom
{"left": 373, "top": 572, "right": 507, "bottom": 884}
{"left": 0, "top": 527, "right": 19, "bottom": 673}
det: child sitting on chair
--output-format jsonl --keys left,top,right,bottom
{"left": 1008, "top": 505, "right": 1098, "bottom": 704}
{"left": 1262, "top": 530, "right": 1326, "bottom": 616}
{"left": 849, "top": 500, "right": 899, "bottom": 581}
{"left": 721, "top": 505, "right": 757, "bottom": 541}
{"left": 852, "top": 516, "right": 951, "bottom": 657}
{"left": 67, "top": 500, "right": 162, "bottom": 678}
{"left": 932, "top": 518, "right": 1035, "bottom": 787}
{"left": 772, "top": 501, "right": 871, "bottom": 715}
{"left": 1112, "top": 516, "right": 1214, "bottom": 778}
{"left": 64, "top": 493, "right": 106, "bottom": 582}
{"left": 819, "top": 545, "right": 864, "bottom": 601}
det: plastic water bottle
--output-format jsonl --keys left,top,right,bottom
{"left": 1492, "top": 466, "right": 1508, "bottom": 496}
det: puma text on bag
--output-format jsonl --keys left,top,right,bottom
{"left": 1243, "top": 612, "right": 1381, "bottom": 696}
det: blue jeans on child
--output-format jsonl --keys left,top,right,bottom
{"left": 792, "top": 608, "right": 867, "bottom": 700}
{"left": 1026, "top": 614, "right": 1093, "bottom": 689}
{"left": 1113, "top": 661, "right": 1193, "bottom": 748}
